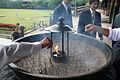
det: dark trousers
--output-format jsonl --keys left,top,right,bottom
{"left": 112, "top": 41, "right": 120, "bottom": 80}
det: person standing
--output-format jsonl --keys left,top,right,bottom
{"left": 16, "top": 23, "right": 26, "bottom": 37}
{"left": 77, "top": 0, "right": 103, "bottom": 40}
{"left": 85, "top": 19, "right": 120, "bottom": 80}
{"left": 11, "top": 28, "right": 20, "bottom": 41}
{"left": 112, "top": 13, "right": 120, "bottom": 46}
{"left": 52, "top": 0, "right": 73, "bottom": 27}
{"left": 110, "top": 13, "right": 120, "bottom": 80}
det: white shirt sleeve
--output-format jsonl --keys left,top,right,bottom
{"left": 108, "top": 28, "right": 120, "bottom": 41}
{"left": 0, "top": 42, "right": 42, "bottom": 68}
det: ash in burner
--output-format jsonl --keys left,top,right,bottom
{"left": 14, "top": 41, "right": 106, "bottom": 77}
{"left": 52, "top": 51, "right": 66, "bottom": 63}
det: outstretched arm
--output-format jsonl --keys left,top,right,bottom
{"left": 85, "top": 24, "right": 120, "bottom": 41}
{"left": 0, "top": 37, "right": 53, "bottom": 68}
{"left": 85, "top": 24, "right": 109, "bottom": 37}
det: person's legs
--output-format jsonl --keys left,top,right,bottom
{"left": 112, "top": 41, "right": 120, "bottom": 80}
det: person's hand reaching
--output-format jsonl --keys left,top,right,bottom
{"left": 85, "top": 24, "right": 103, "bottom": 34}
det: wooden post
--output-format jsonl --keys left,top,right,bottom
{"left": 109, "top": 0, "right": 115, "bottom": 23}
{"left": 75, "top": 2, "right": 78, "bottom": 16}
{"left": 105, "top": 0, "right": 111, "bottom": 16}
{"left": 33, "top": 22, "right": 36, "bottom": 29}
{"left": 111, "top": 0, "right": 119, "bottom": 25}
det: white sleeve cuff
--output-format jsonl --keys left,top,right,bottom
{"left": 108, "top": 27, "right": 112, "bottom": 40}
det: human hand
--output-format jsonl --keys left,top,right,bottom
{"left": 41, "top": 37, "right": 53, "bottom": 49}
{"left": 85, "top": 24, "right": 97, "bottom": 32}
{"left": 85, "top": 24, "right": 103, "bottom": 34}
{"left": 100, "top": 37, "right": 103, "bottom": 41}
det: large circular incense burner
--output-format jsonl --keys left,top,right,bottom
{"left": 8, "top": 31, "right": 115, "bottom": 80}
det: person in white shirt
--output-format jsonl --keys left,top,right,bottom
{"left": 85, "top": 13, "right": 120, "bottom": 80}
{"left": 85, "top": 23, "right": 120, "bottom": 80}
{"left": 0, "top": 37, "right": 53, "bottom": 69}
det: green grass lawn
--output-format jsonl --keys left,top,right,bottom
{"left": 0, "top": 8, "right": 53, "bottom": 31}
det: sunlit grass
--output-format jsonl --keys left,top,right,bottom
{"left": 0, "top": 8, "right": 53, "bottom": 30}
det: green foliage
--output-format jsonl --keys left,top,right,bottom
{"left": 75, "top": 0, "right": 89, "bottom": 6}
{"left": 0, "top": 0, "right": 10, "bottom": 8}
{"left": 0, "top": 0, "right": 89, "bottom": 9}
{"left": 48, "top": 0, "right": 62, "bottom": 9}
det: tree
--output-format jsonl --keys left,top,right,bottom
{"left": 0, "top": 0, "right": 89, "bottom": 9}
{"left": 75, "top": 0, "right": 89, "bottom": 6}
{"left": 0, "top": 0, "right": 10, "bottom": 8}
{"left": 48, "top": 0, "right": 62, "bottom": 9}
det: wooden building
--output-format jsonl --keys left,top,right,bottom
{"left": 102, "top": 0, "right": 120, "bottom": 23}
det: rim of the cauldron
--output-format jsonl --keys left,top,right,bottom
{"left": 44, "top": 25, "right": 76, "bottom": 33}
{"left": 8, "top": 32, "right": 115, "bottom": 79}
